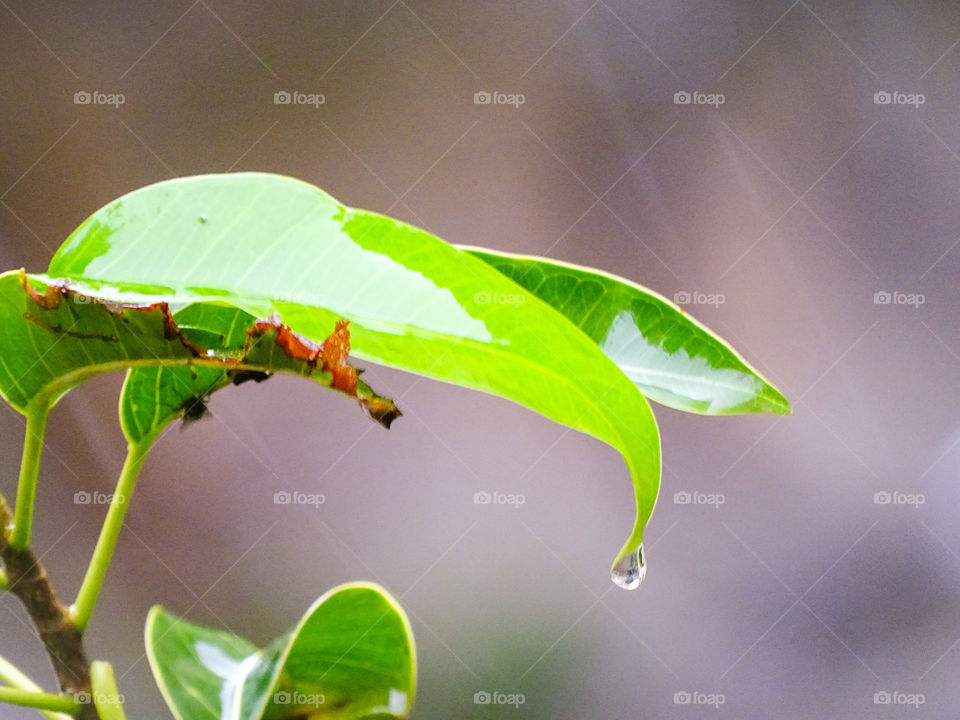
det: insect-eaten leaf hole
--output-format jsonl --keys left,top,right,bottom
{"left": 229, "top": 369, "right": 272, "bottom": 386}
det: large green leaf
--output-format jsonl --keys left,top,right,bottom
{"left": 43, "top": 172, "right": 661, "bottom": 583}
{"left": 145, "top": 582, "right": 415, "bottom": 720}
{"left": 462, "top": 247, "right": 789, "bottom": 415}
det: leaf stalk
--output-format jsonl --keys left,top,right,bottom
{"left": 71, "top": 439, "right": 153, "bottom": 631}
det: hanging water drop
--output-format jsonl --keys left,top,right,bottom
{"left": 610, "top": 544, "right": 646, "bottom": 590}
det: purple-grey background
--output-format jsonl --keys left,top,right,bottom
{"left": 1, "top": 2, "right": 959, "bottom": 718}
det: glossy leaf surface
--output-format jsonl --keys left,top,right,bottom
{"left": 145, "top": 583, "right": 415, "bottom": 720}
{"left": 44, "top": 172, "right": 660, "bottom": 570}
{"left": 463, "top": 247, "right": 790, "bottom": 415}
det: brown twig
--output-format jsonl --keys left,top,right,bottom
{"left": 0, "top": 494, "right": 97, "bottom": 720}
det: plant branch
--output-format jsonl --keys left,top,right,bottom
{"left": 11, "top": 402, "right": 51, "bottom": 551}
{"left": 0, "top": 492, "right": 96, "bottom": 719}
{"left": 0, "top": 407, "right": 149, "bottom": 717}
{"left": 72, "top": 440, "right": 152, "bottom": 631}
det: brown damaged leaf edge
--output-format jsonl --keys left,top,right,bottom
{"left": 247, "top": 315, "right": 357, "bottom": 397}
{"left": 20, "top": 270, "right": 187, "bottom": 345}
{"left": 249, "top": 316, "right": 357, "bottom": 394}
{"left": 248, "top": 315, "right": 402, "bottom": 429}
{"left": 19, "top": 272, "right": 402, "bottom": 428}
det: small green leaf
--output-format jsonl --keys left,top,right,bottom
{"left": 118, "top": 303, "right": 252, "bottom": 444}
{"left": 145, "top": 583, "right": 416, "bottom": 720}
{"left": 120, "top": 303, "right": 400, "bottom": 444}
{"left": 462, "top": 247, "right": 790, "bottom": 415}
{"left": 0, "top": 276, "right": 398, "bottom": 446}
{"left": 144, "top": 610, "right": 259, "bottom": 720}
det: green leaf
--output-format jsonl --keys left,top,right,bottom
{"left": 118, "top": 303, "right": 244, "bottom": 445}
{"left": 43, "top": 172, "right": 661, "bottom": 577}
{"left": 0, "top": 273, "right": 398, "bottom": 442}
{"left": 462, "top": 247, "right": 790, "bottom": 415}
{"left": 119, "top": 303, "right": 400, "bottom": 445}
{"left": 145, "top": 582, "right": 415, "bottom": 720}
{"left": 0, "top": 271, "right": 198, "bottom": 414}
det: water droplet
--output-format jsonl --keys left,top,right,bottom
{"left": 610, "top": 544, "right": 645, "bottom": 590}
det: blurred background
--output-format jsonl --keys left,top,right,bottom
{"left": 2, "top": 2, "right": 959, "bottom": 717}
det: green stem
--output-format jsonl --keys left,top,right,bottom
{"left": 0, "top": 654, "right": 75, "bottom": 720}
{"left": 0, "top": 568, "right": 7, "bottom": 590}
{"left": 90, "top": 661, "right": 126, "bottom": 720}
{"left": 11, "top": 403, "right": 51, "bottom": 551}
{"left": 0, "top": 653, "right": 32, "bottom": 688}
{"left": 71, "top": 439, "right": 152, "bottom": 631}
{"left": 0, "top": 687, "right": 78, "bottom": 714}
